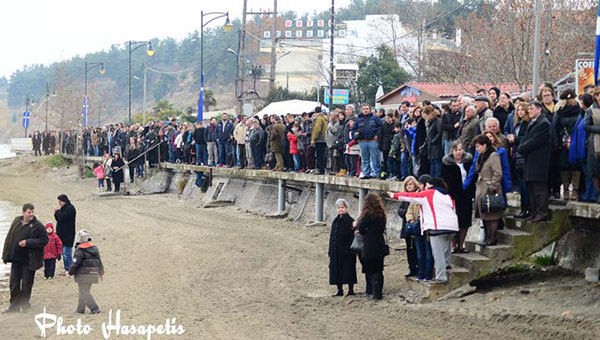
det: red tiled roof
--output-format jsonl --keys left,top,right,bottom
{"left": 377, "top": 82, "right": 527, "bottom": 102}
{"left": 406, "top": 82, "right": 525, "bottom": 98}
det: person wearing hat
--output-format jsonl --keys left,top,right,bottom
{"left": 2, "top": 203, "right": 48, "bottom": 313}
{"left": 552, "top": 88, "right": 582, "bottom": 200}
{"left": 43, "top": 223, "right": 63, "bottom": 279}
{"left": 54, "top": 194, "right": 77, "bottom": 273}
{"left": 69, "top": 230, "right": 104, "bottom": 314}
{"left": 474, "top": 96, "right": 493, "bottom": 135}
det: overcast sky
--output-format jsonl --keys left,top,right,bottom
{"left": 0, "top": 0, "right": 351, "bottom": 78}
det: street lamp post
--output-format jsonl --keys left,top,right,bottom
{"left": 44, "top": 83, "right": 56, "bottom": 133}
{"left": 84, "top": 61, "right": 105, "bottom": 127}
{"left": 128, "top": 40, "right": 154, "bottom": 125}
{"left": 200, "top": 11, "right": 232, "bottom": 122}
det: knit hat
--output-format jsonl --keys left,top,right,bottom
{"left": 489, "top": 87, "right": 500, "bottom": 98}
{"left": 45, "top": 223, "right": 54, "bottom": 232}
{"left": 57, "top": 194, "right": 70, "bottom": 203}
{"left": 559, "top": 89, "right": 576, "bottom": 100}
{"left": 75, "top": 229, "right": 92, "bottom": 244}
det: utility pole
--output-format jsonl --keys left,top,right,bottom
{"left": 269, "top": 0, "right": 278, "bottom": 92}
{"left": 237, "top": 0, "right": 248, "bottom": 115}
{"left": 143, "top": 63, "right": 147, "bottom": 125}
{"left": 542, "top": 4, "right": 551, "bottom": 83}
{"left": 328, "top": 0, "right": 334, "bottom": 113}
{"left": 532, "top": 0, "right": 542, "bottom": 98}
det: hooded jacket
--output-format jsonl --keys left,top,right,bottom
{"left": 43, "top": 224, "right": 63, "bottom": 260}
{"left": 68, "top": 242, "right": 104, "bottom": 284}
{"left": 392, "top": 188, "right": 459, "bottom": 234}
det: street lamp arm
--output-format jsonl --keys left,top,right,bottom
{"left": 130, "top": 42, "right": 150, "bottom": 53}
{"left": 85, "top": 62, "right": 104, "bottom": 72}
{"left": 203, "top": 13, "right": 229, "bottom": 27}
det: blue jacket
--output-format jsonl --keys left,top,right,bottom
{"left": 205, "top": 124, "right": 218, "bottom": 142}
{"left": 404, "top": 126, "right": 417, "bottom": 155}
{"left": 216, "top": 120, "right": 233, "bottom": 142}
{"left": 463, "top": 148, "right": 512, "bottom": 194}
{"left": 352, "top": 113, "right": 382, "bottom": 141}
{"left": 504, "top": 113, "right": 515, "bottom": 135}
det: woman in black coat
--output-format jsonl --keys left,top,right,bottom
{"left": 508, "top": 103, "right": 531, "bottom": 218}
{"left": 328, "top": 199, "right": 357, "bottom": 297}
{"left": 424, "top": 107, "right": 443, "bottom": 177}
{"left": 355, "top": 193, "right": 387, "bottom": 300}
{"left": 441, "top": 140, "right": 474, "bottom": 253}
{"left": 111, "top": 153, "right": 125, "bottom": 192}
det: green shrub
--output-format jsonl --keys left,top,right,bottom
{"left": 532, "top": 254, "right": 556, "bottom": 266}
{"left": 45, "top": 154, "right": 68, "bottom": 168}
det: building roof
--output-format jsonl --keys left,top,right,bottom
{"left": 377, "top": 82, "right": 526, "bottom": 103}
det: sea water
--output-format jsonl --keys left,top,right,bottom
{"left": 0, "top": 201, "right": 18, "bottom": 280}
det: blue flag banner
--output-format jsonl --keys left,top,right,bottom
{"left": 22, "top": 111, "right": 30, "bottom": 128}
{"left": 595, "top": 5, "right": 600, "bottom": 85}
{"left": 82, "top": 96, "right": 90, "bottom": 127}
{"left": 198, "top": 86, "right": 204, "bottom": 122}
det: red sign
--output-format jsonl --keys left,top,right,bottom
{"left": 285, "top": 20, "right": 292, "bottom": 28}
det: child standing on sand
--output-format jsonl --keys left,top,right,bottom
{"left": 43, "top": 223, "right": 63, "bottom": 279}
{"left": 93, "top": 162, "right": 105, "bottom": 192}
{"left": 68, "top": 230, "right": 104, "bottom": 314}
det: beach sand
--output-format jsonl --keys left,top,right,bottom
{"left": 0, "top": 156, "right": 598, "bottom": 340}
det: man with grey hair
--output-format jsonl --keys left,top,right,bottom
{"left": 459, "top": 105, "right": 479, "bottom": 155}
{"left": 474, "top": 97, "right": 493, "bottom": 134}
{"left": 344, "top": 104, "right": 356, "bottom": 121}
{"left": 485, "top": 117, "right": 509, "bottom": 150}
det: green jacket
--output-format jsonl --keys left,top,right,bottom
{"left": 311, "top": 113, "right": 328, "bottom": 144}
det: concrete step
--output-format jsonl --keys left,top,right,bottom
{"left": 451, "top": 252, "right": 490, "bottom": 275}
{"left": 464, "top": 241, "right": 513, "bottom": 264}
{"left": 405, "top": 266, "right": 470, "bottom": 302}
{"left": 504, "top": 217, "right": 556, "bottom": 234}
{"left": 496, "top": 228, "right": 532, "bottom": 244}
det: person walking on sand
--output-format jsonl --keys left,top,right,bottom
{"left": 54, "top": 194, "right": 76, "bottom": 274}
{"left": 2, "top": 203, "right": 48, "bottom": 313}
{"left": 68, "top": 230, "right": 104, "bottom": 314}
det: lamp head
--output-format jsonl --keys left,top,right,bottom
{"left": 223, "top": 14, "right": 233, "bottom": 32}
{"left": 99, "top": 65, "right": 106, "bottom": 75}
{"left": 147, "top": 43, "right": 155, "bottom": 56}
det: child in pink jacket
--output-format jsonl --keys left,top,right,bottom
{"left": 93, "top": 162, "right": 105, "bottom": 192}
{"left": 43, "top": 223, "right": 63, "bottom": 279}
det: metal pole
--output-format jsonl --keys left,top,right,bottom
{"left": 328, "top": 0, "right": 334, "bottom": 113}
{"left": 315, "top": 182, "right": 324, "bottom": 222}
{"left": 25, "top": 95, "right": 29, "bottom": 137}
{"left": 532, "top": 0, "right": 542, "bottom": 98}
{"left": 239, "top": 0, "right": 248, "bottom": 114}
{"left": 200, "top": 12, "right": 204, "bottom": 123}
{"left": 84, "top": 61, "right": 88, "bottom": 99}
{"left": 542, "top": 4, "right": 551, "bottom": 83}
{"left": 269, "top": 0, "right": 277, "bottom": 92}
{"left": 128, "top": 41, "right": 132, "bottom": 124}
{"left": 358, "top": 188, "right": 368, "bottom": 216}
{"left": 278, "top": 179, "right": 286, "bottom": 212}
{"left": 143, "top": 63, "right": 147, "bottom": 125}
{"left": 45, "top": 83, "right": 49, "bottom": 133}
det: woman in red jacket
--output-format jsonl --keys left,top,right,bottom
{"left": 43, "top": 223, "right": 63, "bottom": 279}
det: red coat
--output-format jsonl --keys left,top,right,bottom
{"left": 287, "top": 132, "right": 299, "bottom": 155}
{"left": 44, "top": 232, "right": 63, "bottom": 260}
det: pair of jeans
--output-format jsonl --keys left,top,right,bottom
{"left": 358, "top": 140, "right": 381, "bottom": 177}
{"left": 217, "top": 140, "right": 230, "bottom": 165}
{"left": 414, "top": 233, "right": 433, "bottom": 279}
{"left": 251, "top": 145, "right": 264, "bottom": 169}
{"left": 195, "top": 144, "right": 208, "bottom": 165}
{"left": 401, "top": 151, "right": 411, "bottom": 179}
{"left": 429, "top": 158, "right": 441, "bottom": 177}
{"left": 93, "top": 145, "right": 100, "bottom": 157}
{"left": 44, "top": 259, "right": 56, "bottom": 278}
{"left": 387, "top": 156, "right": 399, "bottom": 178}
{"left": 63, "top": 246, "right": 73, "bottom": 271}
{"left": 137, "top": 163, "right": 144, "bottom": 177}
{"left": 292, "top": 154, "right": 301, "bottom": 171}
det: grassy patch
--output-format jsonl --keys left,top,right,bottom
{"left": 45, "top": 154, "right": 68, "bottom": 168}
{"left": 532, "top": 254, "right": 556, "bottom": 266}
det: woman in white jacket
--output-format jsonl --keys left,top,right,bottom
{"left": 388, "top": 177, "right": 459, "bottom": 284}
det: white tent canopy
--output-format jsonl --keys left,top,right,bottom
{"left": 257, "top": 100, "right": 325, "bottom": 116}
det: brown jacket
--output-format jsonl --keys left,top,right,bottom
{"left": 405, "top": 202, "right": 421, "bottom": 224}
{"left": 268, "top": 122, "right": 285, "bottom": 153}
{"left": 475, "top": 152, "right": 504, "bottom": 221}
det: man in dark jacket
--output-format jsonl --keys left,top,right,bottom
{"left": 54, "top": 194, "right": 76, "bottom": 272}
{"left": 2, "top": 203, "right": 48, "bottom": 313}
{"left": 352, "top": 104, "right": 383, "bottom": 179}
{"left": 518, "top": 101, "right": 551, "bottom": 222}
{"left": 249, "top": 120, "right": 265, "bottom": 169}
{"left": 442, "top": 99, "right": 462, "bottom": 154}
{"left": 193, "top": 122, "right": 207, "bottom": 165}
{"left": 216, "top": 113, "right": 234, "bottom": 167}
{"left": 379, "top": 113, "right": 395, "bottom": 178}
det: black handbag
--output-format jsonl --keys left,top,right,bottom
{"left": 480, "top": 193, "right": 506, "bottom": 213}
{"left": 349, "top": 234, "right": 364, "bottom": 254}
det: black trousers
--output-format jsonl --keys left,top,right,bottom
{"left": 238, "top": 144, "right": 247, "bottom": 168}
{"left": 527, "top": 181, "right": 549, "bottom": 218}
{"left": 77, "top": 282, "right": 99, "bottom": 313}
{"left": 9, "top": 262, "right": 36, "bottom": 310}
{"left": 44, "top": 259, "right": 56, "bottom": 278}
{"left": 315, "top": 142, "right": 327, "bottom": 174}
{"left": 129, "top": 165, "right": 136, "bottom": 182}
{"left": 405, "top": 237, "right": 418, "bottom": 274}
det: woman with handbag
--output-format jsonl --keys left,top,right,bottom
{"left": 353, "top": 193, "right": 387, "bottom": 300}
{"left": 398, "top": 176, "right": 420, "bottom": 277}
{"left": 388, "top": 177, "right": 458, "bottom": 285}
{"left": 328, "top": 199, "right": 357, "bottom": 297}
{"left": 473, "top": 135, "right": 504, "bottom": 246}
{"left": 508, "top": 103, "right": 531, "bottom": 218}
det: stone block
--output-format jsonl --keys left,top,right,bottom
{"left": 585, "top": 267, "right": 599, "bottom": 282}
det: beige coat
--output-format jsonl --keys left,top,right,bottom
{"left": 233, "top": 123, "right": 247, "bottom": 145}
{"left": 475, "top": 152, "right": 504, "bottom": 221}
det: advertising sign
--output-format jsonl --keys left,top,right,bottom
{"left": 324, "top": 89, "right": 350, "bottom": 105}
{"left": 576, "top": 59, "right": 594, "bottom": 95}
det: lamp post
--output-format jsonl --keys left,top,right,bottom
{"left": 128, "top": 40, "right": 154, "bottom": 124}
{"left": 200, "top": 11, "right": 232, "bottom": 122}
{"left": 45, "top": 83, "right": 56, "bottom": 133}
{"left": 84, "top": 61, "right": 105, "bottom": 127}
{"left": 24, "top": 94, "right": 34, "bottom": 137}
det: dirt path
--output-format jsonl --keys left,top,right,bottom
{"left": 0, "top": 157, "right": 598, "bottom": 339}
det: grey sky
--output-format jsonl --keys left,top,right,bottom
{"left": 0, "top": 0, "right": 350, "bottom": 78}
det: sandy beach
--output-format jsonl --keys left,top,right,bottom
{"left": 0, "top": 156, "right": 599, "bottom": 340}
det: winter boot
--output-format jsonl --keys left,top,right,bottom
{"left": 368, "top": 272, "right": 383, "bottom": 300}
{"left": 364, "top": 273, "right": 373, "bottom": 295}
